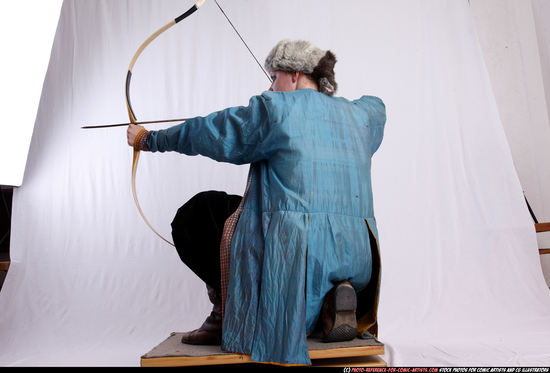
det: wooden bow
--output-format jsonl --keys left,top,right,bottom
{"left": 125, "top": 0, "right": 272, "bottom": 246}
{"left": 127, "top": 0, "right": 206, "bottom": 247}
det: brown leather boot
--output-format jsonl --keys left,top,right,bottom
{"left": 321, "top": 280, "right": 358, "bottom": 343}
{"left": 181, "top": 285, "right": 222, "bottom": 345}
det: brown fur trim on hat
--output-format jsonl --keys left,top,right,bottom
{"left": 311, "top": 51, "right": 338, "bottom": 96}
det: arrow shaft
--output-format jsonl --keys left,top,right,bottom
{"left": 82, "top": 118, "right": 188, "bottom": 129}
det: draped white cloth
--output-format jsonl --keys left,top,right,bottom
{"left": 469, "top": 0, "right": 550, "bottom": 286}
{"left": 0, "top": 0, "right": 549, "bottom": 367}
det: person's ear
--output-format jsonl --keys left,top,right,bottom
{"left": 291, "top": 72, "right": 300, "bottom": 84}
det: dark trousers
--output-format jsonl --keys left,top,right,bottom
{"left": 171, "top": 191, "right": 242, "bottom": 293}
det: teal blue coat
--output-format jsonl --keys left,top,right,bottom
{"left": 147, "top": 89, "right": 386, "bottom": 365}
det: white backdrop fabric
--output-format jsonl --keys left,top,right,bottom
{"left": 1, "top": 0, "right": 550, "bottom": 367}
{"left": 469, "top": 0, "right": 550, "bottom": 286}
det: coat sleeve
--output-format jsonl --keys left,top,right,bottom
{"left": 356, "top": 96, "right": 386, "bottom": 155}
{"left": 146, "top": 94, "right": 276, "bottom": 165}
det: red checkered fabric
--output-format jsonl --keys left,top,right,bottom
{"left": 220, "top": 168, "right": 253, "bottom": 323}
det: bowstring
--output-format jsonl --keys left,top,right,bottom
{"left": 214, "top": 0, "right": 273, "bottom": 83}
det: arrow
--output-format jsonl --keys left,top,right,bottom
{"left": 81, "top": 118, "right": 188, "bottom": 129}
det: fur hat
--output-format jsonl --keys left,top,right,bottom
{"left": 264, "top": 39, "right": 338, "bottom": 96}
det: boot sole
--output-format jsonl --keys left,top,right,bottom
{"left": 322, "top": 282, "right": 358, "bottom": 343}
{"left": 181, "top": 330, "right": 221, "bottom": 345}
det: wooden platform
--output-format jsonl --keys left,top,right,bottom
{"left": 141, "top": 333, "right": 386, "bottom": 367}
